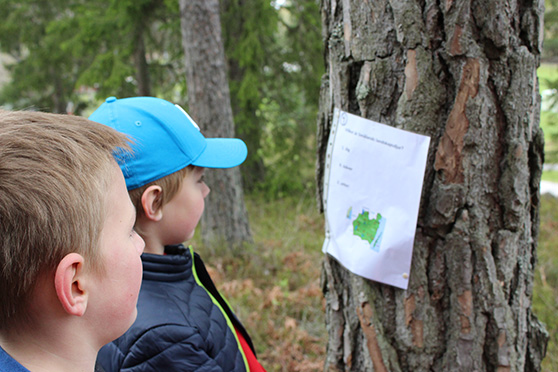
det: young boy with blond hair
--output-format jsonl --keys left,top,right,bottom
{"left": 0, "top": 110, "right": 145, "bottom": 372}
{"left": 91, "top": 96, "right": 265, "bottom": 372}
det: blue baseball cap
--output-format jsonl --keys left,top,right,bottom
{"left": 89, "top": 96, "right": 248, "bottom": 190}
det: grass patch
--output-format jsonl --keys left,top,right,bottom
{"left": 539, "top": 63, "right": 558, "bottom": 91}
{"left": 542, "top": 170, "right": 558, "bottom": 183}
{"left": 191, "top": 190, "right": 326, "bottom": 371}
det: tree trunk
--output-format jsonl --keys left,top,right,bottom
{"left": 317, "top": 1, "right": 548, "bottom": 371}
{"left": 133, "top": 24, "right": 151, "bottom": 96}
{"left": 51, "top": 69, "right": 66, "bottom": 114}
{"left": 178, "top": 0, "right": 252, "bottom": 246}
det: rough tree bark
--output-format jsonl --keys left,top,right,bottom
{"left": 317, "top": 1, "right": 548, "bottom": 371}
{"left": 178, "top": 0, "right": 252, "bottom": 246}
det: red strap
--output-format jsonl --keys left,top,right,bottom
{"left": 235, "top": 328, "right": 266, "bottom": 372}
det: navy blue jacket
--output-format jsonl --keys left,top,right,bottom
{"left": 96, "top": 245, "right": 252, "bottom": 371}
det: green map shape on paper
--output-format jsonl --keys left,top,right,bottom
{"left": 353, "top": 211, "right": 382, "bottom": 245}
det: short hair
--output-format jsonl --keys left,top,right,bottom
{"left": 128, "top": 165, "right": 194, "bottom": 219}
{"left": 0, "top": 109, "right": 129, "bottom": 330}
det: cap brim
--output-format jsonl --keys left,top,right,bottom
{"left": 191, "top": 138, "right": 247, "bottom": 169}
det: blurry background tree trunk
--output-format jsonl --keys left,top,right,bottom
{"left": 317, "top": 1, "right": 548, "bottom": 370}
{"left": 179, "top": 0, "right": 252, "bottom": 246}
{"left": 133, "top": 23, "right": 150, "bottom": 96}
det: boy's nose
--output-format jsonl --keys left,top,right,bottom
{"left": 135, "top": 233, "right": 146, "bottom": 254}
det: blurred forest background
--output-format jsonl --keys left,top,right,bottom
{"left": 0, "top": 0, "right": 323, "bottom": 198}
{"left": 1, "top": 0, "right": 558, "bottom": 370}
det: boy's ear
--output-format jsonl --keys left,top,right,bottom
{"left": 141, "top": 185, "right": 164, "bottom": 221}
{"left": 54, "top": 253, "right": 88, "bottom": 317}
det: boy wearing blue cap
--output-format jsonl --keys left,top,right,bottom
{"left": 91, "top": 97, "right": 265, "bottom": 372}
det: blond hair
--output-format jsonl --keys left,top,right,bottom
{"left": 0, "top": 109, "right": 129, "bottom": 329}
{"left": 128, "top": 165, "right": 194, "bottom": 218}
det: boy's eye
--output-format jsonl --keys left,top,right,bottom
{"left": 198, "top": 175, "right": 205, "bottom": 183}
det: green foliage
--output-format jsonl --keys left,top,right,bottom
{"left": 0, "top": 0, "right": 182, "bottom": 113}
{"left": 539, "top": 63, "right": 557, "bottom": 91}
{"left": 541, "top": 1, "right": 558, "bottom": 151}
{"left": 542, "top": 169, "right": 558, "bottom": 182}
{"left": 540, "top": 62, "right": 558, "bottom": 114}
{"left": 0, "top": 0, "right": 323, "bottom": 198}
{"left": 534, "top": 195, "right": 558, "bottom": 372}
{"left": 0, "top": 0, "right": 85, "bottom": 112}
{"left": 65, "top": 0, "right": 138, "bottom": 96}
{"left": 542, "top": 111, "right": 558, "bottom": 163}
{"left": 276, "top": 0, "right": 323, "bottom": 108}
{"left": 544, "top": 0, "right": 558, "bottom": 60}
{"left": 539, "top": 2, "right": 558, "bottom": 158}
{"left": 221, "top": 0, "right": 324, "bottom": 196}
{"left": 255, "top": 94, "right": 317, "bottom": 198}
{"left": 221, "top": 0, "right": 279, "bottom": 189}
{"left": 254, "top": 0, "right": 323, "bottom": 198}
{"left": 62, "top": 0, "right": 183, "bottom": 101}
{"left": 538, "top": 63, "right": 558, "bottom": 162}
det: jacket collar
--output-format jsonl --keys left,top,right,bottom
{"left": 141, "top": 244, "right": 192, "bottom": 282}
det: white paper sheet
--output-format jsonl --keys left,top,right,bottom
{"left": 322, "top": 109, "right": 430, "bottom": 289}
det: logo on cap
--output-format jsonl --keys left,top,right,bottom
{"left": 174, "top": 104, "right": 200, "bottom": 131}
